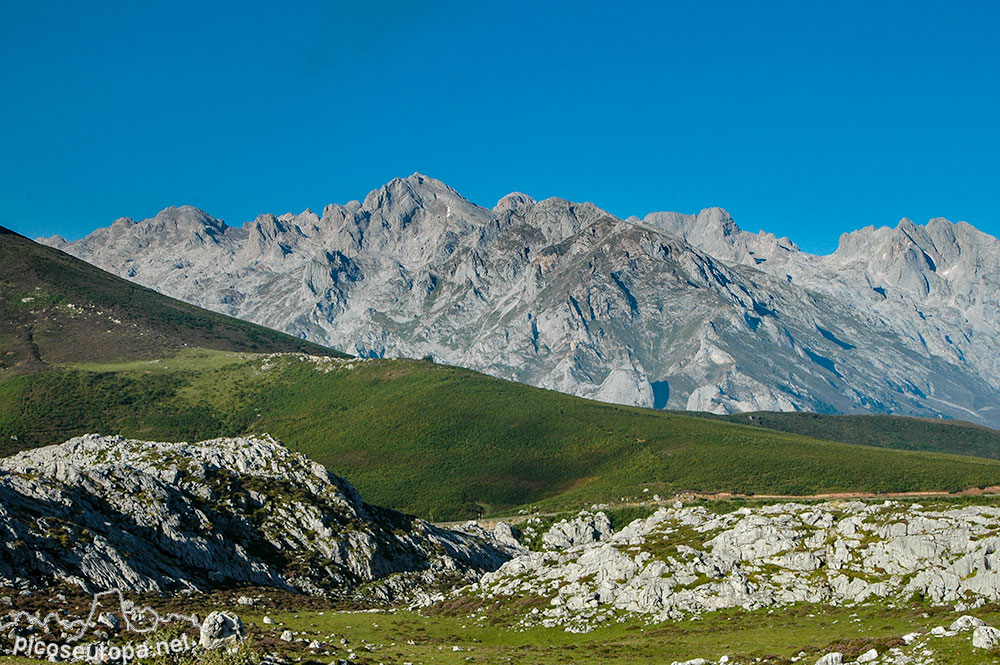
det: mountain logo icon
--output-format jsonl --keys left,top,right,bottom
{"left": 0, "top": 589, "right": 201, "bottom": 642}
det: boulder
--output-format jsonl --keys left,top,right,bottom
{"left": 199, "top": 611, "right": 243, "bottom": 651}
{"left": 950, "top": 615, "right": 985, "bottom": 632}
{"left": 973, "top": 625, "right": 1000, "bottom": 649}
{"left": 815, "top": 653, "right": 842, "bottom": 665}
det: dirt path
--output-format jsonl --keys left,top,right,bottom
{"left": 433, "top": 486, "right": 1000, "bottom": 529}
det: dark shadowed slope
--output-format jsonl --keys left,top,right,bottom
{"left": 702, "top": 411, "right": 1000, "bottom": 460}
{"left": 0, "top": 225, "right": 343, "bottom": 378}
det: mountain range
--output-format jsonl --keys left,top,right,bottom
{"left": 41, "top": 174, "right": 1000, "bottom": 427}
{"left": 5, "top": 222, "right": 1000, "bottom": 519}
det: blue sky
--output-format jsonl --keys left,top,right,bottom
{"left": 2, "top": 1, "right": 997, "bottom": 254}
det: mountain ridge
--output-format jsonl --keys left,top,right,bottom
{"left": 38, "top": 174, "right": 1000, "bottom": 427}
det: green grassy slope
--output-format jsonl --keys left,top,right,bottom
{"left": 698, "top": 411, "right": 1000, "bottom": 460}
{"left": 3, "top": 350, "right": 999, "bottom": 520}
{"left": 0, "top": 225, "right": 342, "bottom": 378}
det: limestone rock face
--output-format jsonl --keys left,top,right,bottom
{"left": 0, "top": 434, "right": 512, "bottom": 597}
{"left": 542, "top": 512, "right": 613, "bottom": 550}
{"left": 44, "top": 174, "right": 1000, "bottom": 426}
{"left": 471, "top": 501, "right": 1000, "bottom": 629}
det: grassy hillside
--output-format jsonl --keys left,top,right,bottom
{"left": 3, "top": 350, "right": 1000, "bottom": 520}
{"left": 0, "top": 225, "right": 341, "bottom": 378}
{"left": 701, "top": 411, "right": 1000, "bottom": 460}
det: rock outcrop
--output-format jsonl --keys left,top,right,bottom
{"left": 0, "top": 434, "right": 512, "bottom": 596}
{"left": 471, "top": 501, "right": 1000, "bottom": 630}
{"left": 541, "top": 512, "right": 613, "bottom": 550}
{"left": 43, "top": 174, "right": 1000, "bottom": 427}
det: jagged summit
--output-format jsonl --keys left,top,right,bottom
{"left": 642, "top": 206, "right": 799, "bottom": 267}
{"left": 39, "top": 175, "right": 1000, "bottom": 426}
{"left": 494, "top": 192, "right": 537, "bottom": 214}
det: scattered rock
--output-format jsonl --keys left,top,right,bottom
{"left": 96, "top": 612, "right": 119, "bottom": 631}
{"left": 475, "top": 501, "right": 1000, "bottom": 628}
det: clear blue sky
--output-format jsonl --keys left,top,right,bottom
{"left": 2, "top": 1, "right": 997, "bottom": 254}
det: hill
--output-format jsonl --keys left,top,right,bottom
{"left": 0, "top": 225, "right": 341, "bottom": 378}
{"left": 703, "top": 411, "right": 1000, "bottom": 460}
{"left": 3, "top": 350, "right": 1000, "bottom": 521}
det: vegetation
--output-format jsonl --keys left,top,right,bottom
{"left": 4, "top": 599, "right": 1000, "bottom": 664}
{"left": 700, "top": 410, "right": 1000, "bottom": 460}
{"left": 3, "top": 350, "right": 1000, "bottom": 520}
{"left": 0, "top": 226, "right": 340, "bottom": 379}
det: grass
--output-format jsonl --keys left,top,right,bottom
{"left": 700, "top": 411, "right": 1000, "bottom": 460}
{"left": 235, "top": 601, "right": 1000, "bottom": 664}
{"left": 2, "top": 601, "right": 998, "bottom": 664}
{"left": 4, "top": 351, "right": 1000, "bottom": 521}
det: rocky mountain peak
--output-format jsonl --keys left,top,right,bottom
{"left": 41, "top": 174, "right": 1000, "bottom": 427}
{"left": 150, "top": 205, "right": 227, "bottom": 232}
{"left": 35, "top": 233, "right": 68, "bottom": 248}
{"left": 493, "top": 192, "right": 537, "bottom": 215}
{"left": 641, "top": 206, "right": 797, "bottom": 267}
{"left": 362, "top": 173, "right": 462, "bottom": 210}
{"left": 699, "top": 206, "right": 740, "bottom": 236}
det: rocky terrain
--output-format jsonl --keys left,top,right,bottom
{"left": 470, "top": 501, "right": 1000, "bottom": 632}
{"left": 0, "top": 434, "right": 513, "bottom": 597}
{"left": 42, "top": 175, "right": 1000, "bottom": 427}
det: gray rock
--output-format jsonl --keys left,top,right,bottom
{"left": 950, "top": 614, "right": 985, "bottom": 632}
{"left": 0, "top": 434, "right": 511, "bottom": 597}
{"left": 856, "top": 649, "right": 878, "bottom": 663}
{"left": 96, "top": 612, "right": 119, "bottom": 630}
{"left": 973, "top": 625, "right": 1000, "bottom": 649}
{"left": 814, "top": 654, "right": 842, "bottom": 665}
{"left": 475, "top": 501, "right": 1000, "bottom": 627}
{"left": 199, "top": 611, "right": 243, "bottom": 651}
{"left": 542, "top": 512, "right": 613, "bottom": 550}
